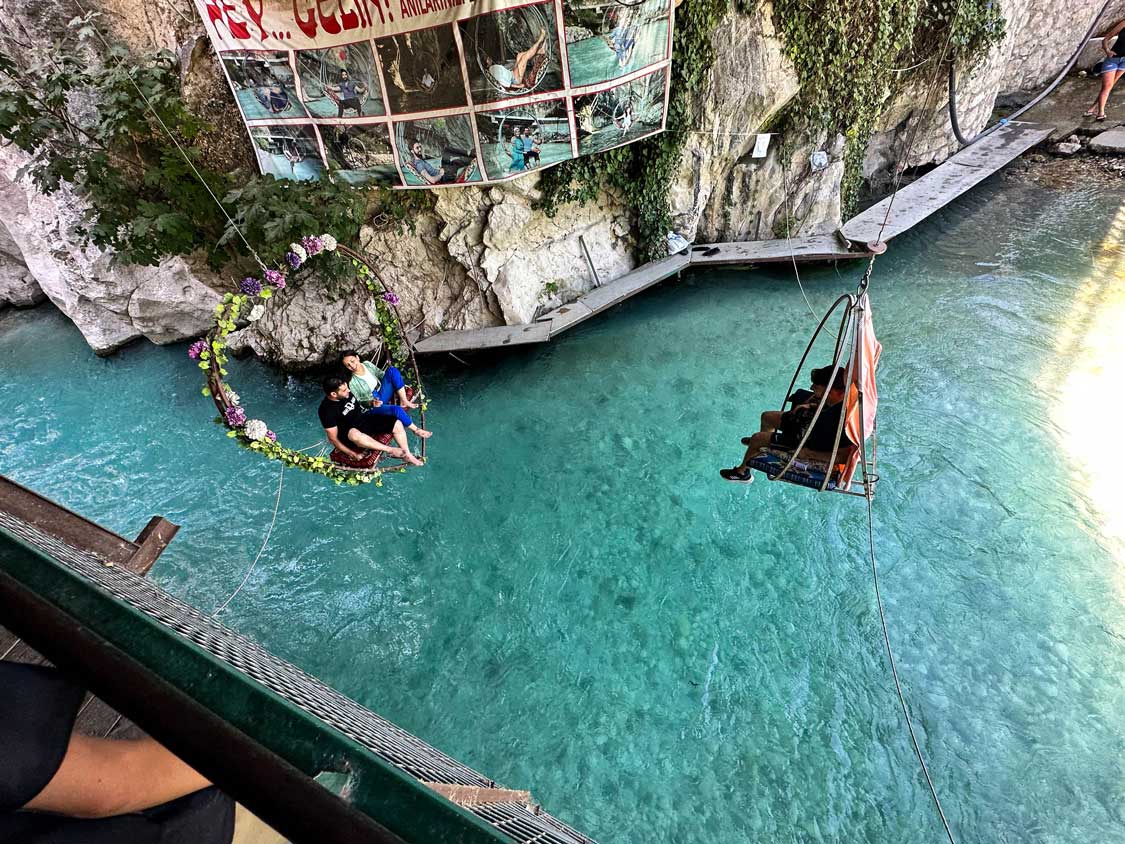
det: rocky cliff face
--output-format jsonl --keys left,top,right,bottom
{"left": 864, "top": 0, "right": 1125, "bottom": 191}
{"left": 0, "top": 0, "right": 1102, "bottom": 363}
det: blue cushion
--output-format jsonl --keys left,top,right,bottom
{"left": 748, "top": 452, "right": 839, "bottom": 491}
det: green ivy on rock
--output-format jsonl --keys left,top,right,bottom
{"left": 769, "top": 0, "right": 1005, "bottom": 212}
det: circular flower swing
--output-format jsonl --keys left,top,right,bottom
{"left": 189, "top": 235, "right": 427, "bottom": 486}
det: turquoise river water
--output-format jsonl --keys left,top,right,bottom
{"left": 2, "top": 170, "right": 1124, "bottom": 844}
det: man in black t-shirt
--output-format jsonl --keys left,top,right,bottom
{"left": 720, "top": 367, "right": 850, "bottom": 483}
{"left": 318, "top": 377, "right": 423, "bottom": 466}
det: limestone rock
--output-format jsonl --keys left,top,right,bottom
{"left": 480, "top": 188, "right": 634, "bottom": 324}
{"left": 1089, "top": 128, "right": 1125, "bottom": 154}
{"left": 126, "top": 260, "right": 226, "bottom": 344}
{"left": 1052, "top": 141, "right": 1082, "bottom": 155}
{"left": 671, "top": 2, "right": 803, "bottom": 241}
{"left": 0, "top": 224, "right": 43, "bottom": 308}
{"left": 0, "top": 146, "right": 220, "bottom": 353}
{"left": 226, "top": 275, "right": 382, "bottom": 369}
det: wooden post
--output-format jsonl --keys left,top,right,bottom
{"left": 128, "top": 517, "right": 180, "bottom": 576}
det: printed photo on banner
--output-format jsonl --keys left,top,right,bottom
{"left": 221, "top": 51, "right": 308, "bottom": 121}
{"left": 320, "top": 124, "right": 400, "bottom": 186}
{"left": 248, "top": 125, "right": 324, "bottom": 180}
{"left": 459, "top": 1, "right": 563, "bottom": 105}
{"left": 474, "top": 99, "right": 572, "bottom": 181}
{"left": 563, "top": 0, "right": 670, "bottom": 88}
{"left": 375, "top": 24, "right": 467, "bottom": 115}
{"left": 394, "top": 116, "right": 481, "bottom": 186}
{"left": 574, "top": 68, "right": 665, "bottom": 156}
{"left": 295, "top": 41, "right": 385, "bottom": 118}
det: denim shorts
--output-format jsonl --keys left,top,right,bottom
{"left": 1103, "top": 56, "right": 1125, "bottom": 73}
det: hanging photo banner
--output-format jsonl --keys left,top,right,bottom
{"left": 193, "top": 0, "right": 674, "bottom": 188}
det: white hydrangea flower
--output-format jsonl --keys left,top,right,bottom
{"left": 244, "top": 419, "right": 268, "bottom": 442}
{"left": 289, "top": 242, "right": 308, "bottom": 261}
{"left": 320, "top": 234, "right": 337, "bottom": 251}
{"left": 226, "top": 390, "right": 240, "bottom": 406}
{"left": 248, "top": 304, "right": 265, "bottom": 322}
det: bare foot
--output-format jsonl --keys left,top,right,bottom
{"left": 413, "top": 427, "right": 433, "bottom": 439}
{"left": 386, "top": 447, "right": 408, "bottom": 460}
{"left": 403, "top": 451, "right": 424, "bottom": 467}
{"left": 400, "top": 399, "right": 419, "bottom": 410}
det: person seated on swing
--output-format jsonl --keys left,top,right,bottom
{"left": 408, "top": 140, "right": 474, "bottom": 185}
{"left": 485, "top": 27, "right": 549, "bottom": 92}
{"left": 256, "top": 83, "right": 290, "bottom": 113}
{"left": 340, "top": 349, "right": 419, "bottom": 411}
{"left": 319, "top": 378, "right": 426, "bottom": 467}
{"left": 329, "top": 69, "right": 367, "bottom": 117}
{"left": 720, "top": 367, "right": 849, "bottom": 484}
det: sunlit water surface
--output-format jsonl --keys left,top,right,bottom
{"left": 2, "top": 172, "right": 1124, "bottom": 844}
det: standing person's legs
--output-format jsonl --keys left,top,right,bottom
{"left": 337, "top": 98, "right": 346, "bottom": 118}
{"left": 1091, "top": 65, "right": 1125, "bottom": 117}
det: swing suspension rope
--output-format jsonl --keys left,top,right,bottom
{"left": 849, "top": 2, "right": 966, "bottom": 838}
{"left": 767, "top": 2, "right": 970, "bottom": 839}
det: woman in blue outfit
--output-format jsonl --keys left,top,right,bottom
{"left": 1087, "top": 18, "right": 1125, "bottom": 121}
{"left": 508, "top": 129, "right": 526, "bottom": 172}
{"left": 340, "top": 350, "right": 431, "bottom": 437}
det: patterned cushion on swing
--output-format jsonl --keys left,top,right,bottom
{"left": 748, "top": 449, "right": 840, "bottom": 491}
{"left": 330, "top": 433, "right": 393, "bottom": 469}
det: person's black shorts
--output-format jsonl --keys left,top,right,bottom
{"left": 770, "top": 428, "right": 800, "bottom": 449}
{"left": 338, "top": 96, "right": 361, "bottom": 114}
{"left": 525, "top": 151, "right": 540, "bottom": 164}
{"left": 349, "top": 410, "right": 397, "bottom": 440}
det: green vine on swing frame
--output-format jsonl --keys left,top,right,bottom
{"left": 193, "top": 240, "right": 426, "bottom": 487}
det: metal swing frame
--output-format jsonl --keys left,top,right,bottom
{"left": 760, "top": 286, "right": 879, "bottom": 499}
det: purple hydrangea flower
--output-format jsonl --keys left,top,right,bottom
{"left": 264, "top": 268, "right": 286, "bottom": 289}
{"left": 301, "top": 235, "right": 324, "bottom": 255}
{"left": 224, "top": 405, "right": 247, "bottom": 427}
{"left": 286, "top": 251, "right": 302, "bottom": 269}
{"left": 240, "top": 276, "right": 262, "bottom": 296}
{"left": 266, "top": 430, "right": 277, "bottom": 442}
{"left": 187, "top": 339, "right": 207, "bottom": 360}
{"left": 381, "top": 290, "right": 401, "bottom": 306}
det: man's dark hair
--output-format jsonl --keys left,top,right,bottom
{"left": 810, "top": 365, "right": 849, "bottom": 392}
{"left": 810, "top": 365, "right": 833, "bottom": 387}
{"left": 339, "top": 349, "right": 359, "bottom": 361}
{"left": 323, "top": 376, "right": 347, "bottom": 395}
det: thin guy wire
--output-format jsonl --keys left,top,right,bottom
{"left": 863, "top": 483, "right": 957, "bottom": 844}
{"left": 68, "top": 0, "right": 267, "bottom": 270}
{"left": 212, "top": 462, "right": 283, "bottom": 616}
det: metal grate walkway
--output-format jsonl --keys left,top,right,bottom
{"left": 0, "top": 509, "right": 595, "bottom": 844}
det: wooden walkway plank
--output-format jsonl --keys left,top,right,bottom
{"left": 841, "top": 121, "right": 1052, "bottom": 246}
{"left": 416, "top": 253, "right": 689, "bottom": 353}
{"left": 688, "top": 235, "right": 865, "bottom": 266}
{"left": 414, "top": 320, "right": 551, "bottom": 354}
{"left": 572, "top": 252, "right": 689, "bottom": 316}
{"left": 540, "top": 301, "right": 595, "bottom": 335}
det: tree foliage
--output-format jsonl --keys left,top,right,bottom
{"left": 0, "top": 14, "right": 431, "bottom": 273}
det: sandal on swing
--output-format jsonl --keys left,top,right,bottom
{"left": 720, "top": 467, "right": 754, "bottom": 484}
